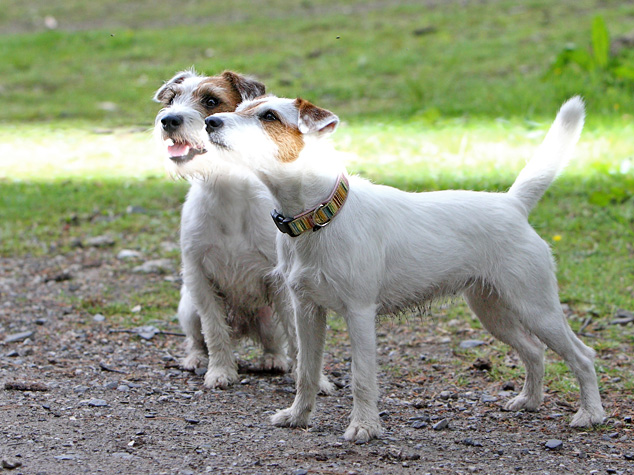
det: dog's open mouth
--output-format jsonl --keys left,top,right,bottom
{"left": 166, "top": 141, "right": 207, "bottom": 163}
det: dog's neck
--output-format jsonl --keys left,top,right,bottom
{"left": 256, "top": 140, "right": 346, "bottom": 218}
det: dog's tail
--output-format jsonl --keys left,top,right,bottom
{"left": 508, "top": 96, "right": 584, "bottom": 214}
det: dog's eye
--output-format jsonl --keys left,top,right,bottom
{"left": 205, "top": 96, "right": 220, "bottom": 108}
{"left": 261, "top": 111, "right": 279, "bottom": 122}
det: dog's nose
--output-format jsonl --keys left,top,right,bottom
{"left": 205, "top": 116, "right": 224, "bottom": 133}
{"left": 161, "top": 114, "right": 183, "bottom": 132}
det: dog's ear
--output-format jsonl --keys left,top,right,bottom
{"left": 221, "top": 71, "right": 266, "bottom": 101}
{"left": 295, "top": 98, "right": 339, "bottom": 136}
{"left": 153, "top": 70, "right": 198, "bottom": 103}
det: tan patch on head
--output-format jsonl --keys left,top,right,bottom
{"left": 261, "top": 120, "right": 305, "bottom": 163}
{"left": 193, "top": 77, "right": 243, "bottom": 115}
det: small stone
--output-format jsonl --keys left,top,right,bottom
{"left": 624, "top": 453, "right": 634, "bottom": 460}
{"left": 472, "top": 357, "right": 492, "bottom": 371}
{"left": 184, "top": 416, "right": 200, "bottom": 424}
{"left": 6, "top": 350, "right": 19, "bottom": 357}
{"left": 54, "top": 454, "right": 78, "bottom": 461}
{"left": 35, "top": 318, "right": 48, "bottom": 325}
{"left": 134, "top": 325, "right": 159, "bottom": 340}
{"left": 73, "top": 385, "right": 89, "bottom": 394}
{"left": 459, "top": 340, "right": 486, "bottom": 349}
{"left": 502, "top": 381, "right": 515, "bottom": 391}
{"left": 85, "top": 235, "right": 115, "bottom": 247}
{"left": 2, "top": 459, "right": 22, "bottom": 469}
{"left": 126, "top": 205, "right": 147, "bottom": 214}
{"left": 240, "top": 378, "right": 250, "bottom": 385}
{"left": 545, "top": 439, "right": 563, "bottom": 450}
{"left": 132, "top": 259, "right": 174, "bottom": 274}
{"left": 4, "top": 331, "right": 35, "bottom": 344}
{"left": 81, "top": 398, "right": 108, "bottom": 407}
{"left": 117, "top": 385, "right": 130, "bottom": 392}
{"left": 93, "top": 313, "right": 106, "bottom": 322}
{"left": 194, "top": 368, "right": 207, "bottom": 376}
{"left": 439, "top": 390, "right": 453, "bottom": 400}
{"left": 481, "top": 394, "right": 498, "bottom": 403}
{"left": 117, "top": 249, "right": 143, "bottom": 260}
{"left": 411, "top": 420, "right": 427, "bottom": 429}
{"left": 432, "top": 418, "right": 449, "bottom": 430}
{"left": 462, "top": 438, "right": 483, "bottom": 447}
{"left": 294, "top": 470, "right": 308, "bottom": 475}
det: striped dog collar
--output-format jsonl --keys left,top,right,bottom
{"left": 271, "top": 174, "right": 349, "bottom": 237}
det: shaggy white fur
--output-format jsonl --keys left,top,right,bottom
{"left": 153, "top": 70, "right": 334, "bottom": 392}
{"left": 203, "top": 95, "right": 605, "bottom": 442}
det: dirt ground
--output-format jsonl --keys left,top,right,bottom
{"left": 1, "top": 248, "right": 632, "bottom": 475}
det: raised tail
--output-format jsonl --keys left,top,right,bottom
{"left": 508, "top": 96, "right": 585, "bottom": 214}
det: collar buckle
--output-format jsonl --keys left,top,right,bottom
{"left": 271, "top": 210, "right": 297, "bottom": 236}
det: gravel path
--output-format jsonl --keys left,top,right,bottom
{"left": 1, "top": 250, "right": 632, "bottom": 474}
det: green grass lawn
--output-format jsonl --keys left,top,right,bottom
{"left": 1, "top": 0, "right": 633, "bottom": 320}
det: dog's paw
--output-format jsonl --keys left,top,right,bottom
{"left": 204, "top": 367, "right": 238, "bottom": 389}
{"left": 270, "top": 407, "right": 310, "bottom": 428}
{"left": 570, "top": 408, "right": 605, "bottom": 428}
{"left": 344, "top": 419, "right": 382, "bottom": 444}
{"left": 180, "top": 351, "right": 208, "bottom": 371}
{"left": 504, "top": 394, "right": 541, "bottom": 412}
{"left": 254, "top": 353, "right": 289, "bottom": 373}
{"left": 318, "top": 374, "right": 336, "bottom": 396}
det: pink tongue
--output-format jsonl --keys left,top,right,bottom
{"left": 168, "top": 143, "right": 190, "bottom": 157}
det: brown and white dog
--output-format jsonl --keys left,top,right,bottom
{"left": 202, "top": 95, "right": 605, "bottom": 441}
{"left": 153, "top": 71, "right": 334, "bottom": 392}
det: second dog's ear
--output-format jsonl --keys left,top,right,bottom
{"left": 153, "top": 69, "right": 198, "bottom": 103}
{"left": 222, "top": 71, "right": 266, "bottom": 101}
{"left": 295, "top": 98, "right": 339, "bottom": 136}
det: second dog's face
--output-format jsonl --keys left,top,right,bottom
{"left": 153, "top": 70, "right": 265, "bottom": 175}
{"left": 203, "top": 96, "right": 339, "bottom": 170}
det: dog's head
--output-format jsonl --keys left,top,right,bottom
{"left": 153, "top": 69, "right": 265, "bottom": 175}
{"left": 202, "top": 96, "right": 339, "bottom": 172}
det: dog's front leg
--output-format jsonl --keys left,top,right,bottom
{"left": 343, "top": 306, "right": 382, "bottom": 443}
{"left": 183, "top": 263, "right": 238, "bottom": 389}
{"left": 271, "top": 300, "right": 327, "bottom": 428}
{"left": 177, "top": 285, "right": 208, "bottom": 370}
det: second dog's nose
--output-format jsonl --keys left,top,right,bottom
{"left": 205, "top": 116, "right": 224, "bottom": 133}
{"left": 161, "top": 114, "right": 183, "bottom": 132}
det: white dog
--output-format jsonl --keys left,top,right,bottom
{"left": 154, "top": 70, "right": 312, "bottom": 389}
{"left": 154, "top": 71, "right": 333, "bottom": 393}
{"left": 202, "top": 95, "right": 605, "bottom": 442}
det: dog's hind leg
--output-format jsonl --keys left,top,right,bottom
{"left": 517, "top": 301, "right": 605, "bottom": 427}
{"left": 252, "top": 305, "right": 290, "bottom": 372}
{"left": 177, "top": 285, "right": 208, "bottom": 370}
{"left": 271, "top": 300, "right": 328, "bottom": 429}
{"left": 342, "top": 305, "right": 382, "bottom": 443}
{"left": 464, "top": 285, "right": 546, "bottom": 412}
{"left": 470, "top": 277, "right": 604, "bottom": 427}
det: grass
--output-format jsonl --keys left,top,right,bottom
{"left": 2, "top": 1, "right": 634, "bottom": 124}
{"left": 1, "top": 0, "right": 633, "bottom": 399}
